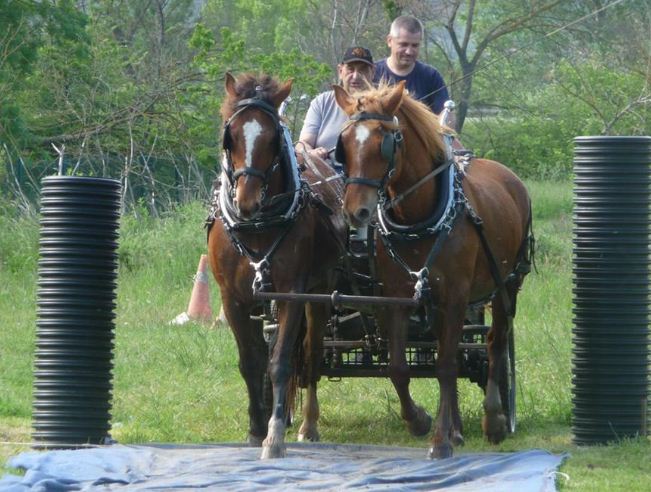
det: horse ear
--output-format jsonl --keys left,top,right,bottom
{"left": 271, "top": 79, "right": 293, "bottom": 108}
{"left": 225, "top": 72, "right": 237, "bottom": 98}
{"left": 333, "top": 84, "right": 355, "bottom": 115}
{"left": 384, "top": 80, "right": 406, "bottom": 116}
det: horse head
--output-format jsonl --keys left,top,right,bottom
{"left": 333, "top": 81, "right": 406, "bottom": 228}
{"left": 334, "top": 81, "right": 449, "bottom": 228}
{"left": 222, "top": 72, "right": 293, "bottom": 219}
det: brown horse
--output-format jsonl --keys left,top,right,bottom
{"left": 207, "top": 73, "right": 346, "bottom": 458}
{"left": 333, "top": 81, "right": 533, "bottom": 459}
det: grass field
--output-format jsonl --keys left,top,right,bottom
{"left": 1, "top": 180, "right": 650, "bottom": 490}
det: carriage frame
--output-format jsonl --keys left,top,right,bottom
{"left": 253, "top": 224, "right": 517, "bottom": 434}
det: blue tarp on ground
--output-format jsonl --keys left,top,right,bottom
{"left": 1, "top": 443, "right": 566, "bottom": 491}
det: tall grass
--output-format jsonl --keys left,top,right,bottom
{"left": 1, "top": 180, "right": 650, "bottom": 490}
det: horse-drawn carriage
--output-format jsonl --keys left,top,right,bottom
{"left": 207, "top": 72, "right": 533, "bottom": 460}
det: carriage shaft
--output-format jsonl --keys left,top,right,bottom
{"left": 253, "top": 289, "right": 420, "bottom": 307}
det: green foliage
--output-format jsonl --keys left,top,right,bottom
{"left": 381, "top": 0, "right": 402, "bottom": 21}
{"left": 0, "top": 0, "right": 89, "bottom": 148}
{"left": 118, "top": 201, "right": 208, "bottom": 275}
{"left": 551, "top": 57, "right": 650, "bottom": 135}
{"left": 2, "top": 1, "right": 650, "bottom": 211}
{"left": 463, "top": 116, "right": 574, "bottom": 180}
{"left": 186, "top": 23, "right": 330, "bottom": 168}
{"left": 0, "top": 214, "right": 40, "bottom": 275}
{"left": 463, "top": 52, "right": 650, "bottom": 180}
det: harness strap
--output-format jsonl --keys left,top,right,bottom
{"left": 345, "top": 177, "right": 384, "bottom": 188}
{"left": 466, "top": 209, "right": 515, "bottom": 320}
{"left": 249, "top": 223, "right": 296, "bottom": 293}
{"left": 384, "top": 158, "right": 452, "bottom": 211}
{"left": 232, "top": 165, "right": 267, "bottom": 181}
{"left": 410, "top": 210, "right": 459, "bottom": 324}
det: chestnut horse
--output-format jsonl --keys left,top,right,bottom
{"left": 333, "top": 81, "right": 533, "bottom": 459}
{"left": 207, "top": 73, "right": 346, "bottom": 458}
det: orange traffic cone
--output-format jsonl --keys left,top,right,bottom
{"left": 187, "top": 254, "right": 213, "bottom": 322}
{"left": 170, "top": 254, "right": 213, "bottom": 325}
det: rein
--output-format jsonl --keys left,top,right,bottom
{"left": 383, "top": 158, "right": 451, "bottom": 212}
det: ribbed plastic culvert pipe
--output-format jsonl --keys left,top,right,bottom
{"left": 33, "top": 176, "right": 121, "bottom": 449}
{"left": 572, "top": 136, "right": 651, "bottom": 445}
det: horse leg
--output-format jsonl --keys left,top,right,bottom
{"left": 449, "top": 380, "right": 465, "bottom": 447}
{"left": 482, "top": 284, "right": 519, "bottom": 444}
{"left": 297, "top": 302, "right": 325, "bottom": 442}
{"left": 298, "top": 384, "right": 319, "bottom": 442}
{"left": 261, "top": 299, "right": 305, "bottom": 459}
{"left": 381, "top": 308, "right": 432, "bottom": 438}
{"left": 429, "top": 301, "right": 465, "bottom": 459}
{"left": 221, "top": 297, "right": 268, "bottom": 446}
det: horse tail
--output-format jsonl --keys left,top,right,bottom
{"left": 504, "top": 200, "right": 535, "bottom": 317}
{"left": 515, "top": 200, "right": 536, "bottom": 277}
{"left": 284, "top": 312, "right": 307, "bottom": 424}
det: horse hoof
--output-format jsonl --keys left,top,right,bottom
{"left": 482, "top": 414, "right": 507, "bottom": 444}
{"left": 428, "top": 443, "right": 453, "bottom": 460}
{"left": 297, "top": 427, "right": 320, "bottom": 442}
{"left": 260, "top": 443, "right": 286, "bottom": 459}
{"left": 248, "top": 434, "right": 264, "bottom": 447}
{"left": 407, "top": 408, "right": 433, "bottom": 437}
{"left": 450, "top": 431, "right": 465, "bottom": 447}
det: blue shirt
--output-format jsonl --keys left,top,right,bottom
{"left": 374, "top": 59, "right": 449, "bottom": 114}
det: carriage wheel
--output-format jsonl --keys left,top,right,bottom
{"left": 499, "top": 328, "right": 516, "bottom": 434}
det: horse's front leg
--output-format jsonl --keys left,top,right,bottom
{"left": 429, "top": 300, "right": 465, "bottom": 459}
{"left": 221, "top": 296, "right": 268, "bottom": 446}
{"left": 380, "top": 307, "right": 433, "bottom": 438}
{"left": 261, "top": 299, "right": 305, "bottom": 459}
{"left": 297, "top": 302, "right": 326, "bottom": 442}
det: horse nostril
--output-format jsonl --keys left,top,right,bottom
{"left": 355, "top": 207, "right": 371, "bottom": 223}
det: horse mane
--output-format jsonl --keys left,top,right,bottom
{"left": 354, "top": 84, "right": 448, "bottom": 163}
{"left": 220, "top": 72, "right": 281, "bottom": 121}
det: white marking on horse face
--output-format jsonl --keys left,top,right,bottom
{"left": 354, "top": 125, "right": 372, "bottom": 164}
{"left": 243, "top": 119, "right": 263, "bottom": 167}
{"left": 355, "top": 124, "right": 371, "bottom": 145}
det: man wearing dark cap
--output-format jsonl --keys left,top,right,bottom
{"left": 297, "top": 47, "right": 375, "bottom": 164}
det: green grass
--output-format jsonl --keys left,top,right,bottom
{"left": 1, "top": 181, "right": 650, "bottom": 490}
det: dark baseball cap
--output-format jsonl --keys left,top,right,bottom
{"left": 341, "top": 47, "right": 374, "bottom": 66}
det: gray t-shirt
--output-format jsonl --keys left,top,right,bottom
{"left": 299, "top": 90, "right": 348, "bottom": 152}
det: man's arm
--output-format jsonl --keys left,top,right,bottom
{"left": 296, "top": 132, "right": 329, "bottom": 160}
{"left": 297, "top": 94, "right": 330, "bottom": 160}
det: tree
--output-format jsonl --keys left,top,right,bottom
{"left": 0, "top": 0, "right": 88, "bottom": 149}
{"left": 398, "top": 0, "right": 566, "bottom": 131}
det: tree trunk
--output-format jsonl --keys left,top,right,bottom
{"left": 455, "top": 61, "right": 475, "bottom": 133}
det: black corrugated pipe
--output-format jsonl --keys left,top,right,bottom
{"left": 572, "top": 136, "right": 651, "bottom": 445}
{"left": 32, "top": 176, "right": 121, "bottom": 448}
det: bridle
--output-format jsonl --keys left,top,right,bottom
{"left": 336, "top": 111, "right": 455, "bottom": 211}
{"left": 214, "top": 93, "right": 309, "bottom": 291}
{"left": 222, "top": 96, "right": 283, "bottom": 199}
{"left": 335, "top": 112, "right": 403, "bottom": 197}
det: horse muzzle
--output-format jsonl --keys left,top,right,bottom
{"left": 233, "top": 184, "right": 263, "bottom": 220}
{"left": 343, "top": 189, "right": 377, "bottom": 228}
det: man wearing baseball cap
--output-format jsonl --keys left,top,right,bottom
{"left": 297, "top": 47, "right": 375, "bottom": 165}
